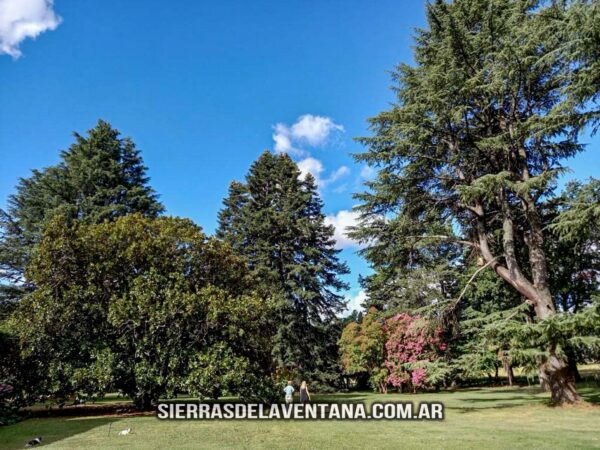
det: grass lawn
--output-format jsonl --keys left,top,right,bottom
{"left": 1, "top": 381, "right": 600, "bottom": 450}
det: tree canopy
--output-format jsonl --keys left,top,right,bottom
{"left": 0, "top": 120, "right": 163, "bottom": 306}
{"left": 217, "top": 151, "right": 349, "bottom": 386}
{"left": 9, "top": 214, "right": 275, "bottom": 408}
{"left": 351, "top": 0, "right": 600, "bottom": 404}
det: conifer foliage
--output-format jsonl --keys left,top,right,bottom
{"left": 217, "top": 151, "right": 349, "bottom": 384}
{"left": 351, "top": 0, "right": 600, "bottom": 403}
{"left": 0, "top": 120, "right": 163, "bottom": 305}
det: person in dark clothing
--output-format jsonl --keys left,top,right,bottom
{"left": 299, "top": 380, "right": 311, "bottom": 404}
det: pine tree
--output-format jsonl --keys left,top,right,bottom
{"left": 0, "top": 120, "right": 164, "bottom": 305}
{"left": 217, "top": 151, "right": 349, "bottom": 384}
{"left": 351, "top": 0, "right": 599, "bottom": 404}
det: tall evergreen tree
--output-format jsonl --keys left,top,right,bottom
{"left": 217, "top": 151, "right": 349, "bottom": 383}
{"left": 0, "top": 120, "right": 164, "bottom": 305}
{"left": 351, "top": 0, "right": 599, "bottom": 403}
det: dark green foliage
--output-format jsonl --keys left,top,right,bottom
{"left": 217, "top": 151, "right": 349, "bottom": 386}
{"left": 547, "top": 179, "right": 600, "bottom": 313}
{"left": 0, "top": 120, "right": 163, "bottom": 305}
{"left": 0, "top": 328, "right": 23, "bottom": 425}
{"left": 8, "top": 214, "right": 275, "bottom": 408}
{"left": 563, "top": 0, "right": 600, "bottom": 128}
{"left": 475, "top": 298, "right": 600, "bottom": 377}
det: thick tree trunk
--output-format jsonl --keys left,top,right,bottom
{"left": 539, "top": 353, "right": 580, "bottom": 404}
{"left": 134, "top": 393, "right": 155, "bottom": 410}
{"left": 475, "top": 201, "right": 581, "bottom": 404}
{"left": 534, "top": 293, "right": 581, "bottom": 404}
{"left": 506, "top": 364, "right": 514, "bottom": 387}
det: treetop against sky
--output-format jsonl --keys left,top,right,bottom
{"left": 1, "top": 0, "right": 598, "bottom": 309}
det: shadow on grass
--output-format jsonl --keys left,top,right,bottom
{"left": 0, "top": 416, "right": 115, "bottom": 450}
{"left": 578, "top": 388, "right": 600, "bottom": 405}
{"left": 458, "top": 395, "right": 542, "bottom": 403}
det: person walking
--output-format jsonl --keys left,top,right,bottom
{"left": 299, "top": 381, "right": 311, "bottom": 404}
{"left": 283, "top": 380, "right": 295, "bottom": 404}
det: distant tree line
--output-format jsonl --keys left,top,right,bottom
{"left": 0, "top": 121, "right": 348, "bottom": 414}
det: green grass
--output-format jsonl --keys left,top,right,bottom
{"left": 2, "top": 383, "right": 600, "bottom": 449}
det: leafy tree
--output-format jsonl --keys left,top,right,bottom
{"left": 563, "top": 0, "right": 600, "bottom": 128}
{"left": 451, "top": 264, "right": 524, "bottom": 385}
{"left": 9, "top": 214, "right": 274, "bottom": 408}
{"left": 550, "top": 178, "right": 600, "bottom": 245}
{"left": 339, "top": 307, "right": 388, "bottom": 392}
{"left": 352, "top": 0, "right": 600, "bottom": 403}
{"left": 0, "top": 120, "right": 163, "bottom": 306}
{"left": 547, "top": 179, "right": 600, "bottom": 378}
{"left": 217, "top": 151, "right": 349, "bottom": 386}
{"left": 0, "top": 327, "right": 25, "bottom": 425}
{"left": 339, "top": 308, "right": 448, "bottom": 392}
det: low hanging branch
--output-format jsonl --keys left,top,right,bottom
{"left": 405, "top": 235, "right": 480, "bottom": 249}
{"left": 450, "top": 256, "right": 500, "bottom": 311}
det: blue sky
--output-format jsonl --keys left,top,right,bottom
{"left": 1, "top": 0, "right": 598, "bottom": 312}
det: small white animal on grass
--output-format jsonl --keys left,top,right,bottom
{"left": 118, "top": 428, "right": 132, "bottom": 436}
{"left": 25, "top": 436, "right": 42, "bottom": 447}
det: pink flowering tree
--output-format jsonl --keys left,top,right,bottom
{"left": 384, "top": 313, "right": 446, "bottom": 392}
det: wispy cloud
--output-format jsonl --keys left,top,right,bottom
{"left": 324, "top": 209, "right": 361, "bottom": 249}
{"left": 328, "top": 165, "right": 350, "bottom": 184}
{"left": 273, "top": 114, "right": 344, "bottom": 155}
{"left": 0, "top": 0, "right": 61, "bottom": 59}
{"left": 360, "top": 165, "right": 376, "bottom": 179}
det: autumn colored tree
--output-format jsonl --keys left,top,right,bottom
{"left": 340, "top": 308, "right": 447, "bottom": 393}
{"left": 338, "top": 307, "right": 388, "bottom": 392}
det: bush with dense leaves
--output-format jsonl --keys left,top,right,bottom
{"left": 9, "top": 214, "right": 277, "bottom": 408}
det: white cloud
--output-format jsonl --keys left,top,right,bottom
{"left": 297, "top": 157, "right": 349, "bottom": 189}
{"left": 273, "top": 114, "right": 344, "bottom": 155}
{"left": 297, "top": 156, "right": 324, "bottom": 182}
{"left": 290, "top": 114, "right": 344, "bottom": 146}
{"left": 272, "top": 123, "right": 297, "bottom": 155}
{"left": 324, "top": 209, "right": 361, "bottom": 249}
{"left": 344, "top": 289, "right": 367, "bottom": 314}
{"left": 0, "top": 0, "right": 61, "bottom": 58}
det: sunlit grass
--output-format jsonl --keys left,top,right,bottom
{"left": 1, "top": 381, "right": 599, "bottom": 449}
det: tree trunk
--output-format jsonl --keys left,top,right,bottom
{"left": 475, "top": 198, "right": 582, "bottom": 404}
{"left": 539, "top": 353, "right": 580, "bottom": 404}
{"left": 504, "top": 361, "right": 514, "bottom": 387}
{"left": 564, "top": 344, "right": 582, "bottom": 383}
{"left": 499, "top": 350, "right": 514, "bottom": 386}
{"left": 534, "top": 294, "right": 581, "bottom": 404}
{"left": 134, "top": 393, "right": 155, "bottom": 410}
